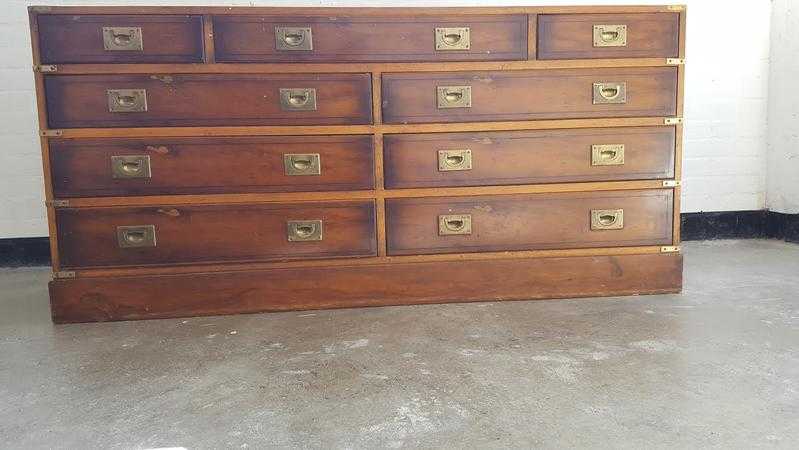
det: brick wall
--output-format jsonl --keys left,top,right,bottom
{"left": 0, "top": 0, "right": 774, "bottom": 237}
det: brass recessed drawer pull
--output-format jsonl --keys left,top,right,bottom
{"left": 436, "top": 85, "right": 472, "bottom": 108}
{"left": 111, "top": 155, "right": 152, "bottom": 178}
{"left": 287, "top": 219, "right": 323, "bottom": 241}
{"left": 437, "top": 149, "right": 472, "bottom": 171}
{"left": 102, "top": 26, "right": 143, "bottom": 51}
{"left": 438, "top": 214, "right": 472, "bottom": 235}
{"left": 593, "top": 24, "right": 627, "bottom": 47}
{"left": 592, "top": 82, "right": 627, "bottom": 104}
{"left": 117, "top": 225, "right": 157, "bottom": 248}
{"left": 275, "top": 27, "right": 313, "bottom": 51}
{"left": 107, "top": 89, "right": 148, "bottom": 113}
{"left": 435, "top": 27, "right": 470, "bottom": 50}
{"left": 284, "top": 153, "right": 321, "bottom": 176}
{"left": 279, "top": 88, "right": 317, "bottom": 111}
{"left": 591, "top": 209, "right": 624, "bottom": 230}
{"left": 591, "top": 144, "right": 625, "bottom": 166}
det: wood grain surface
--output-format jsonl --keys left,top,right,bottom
{"left": 383, "top": 126, "right": 675, "bottom": 188}
{"left": 382, "top": 67, "right": 678, "bottom": 124}
{"left": 214, "top": 15, "right": 527, "bottom": 62}
{"left": 386, "top": 189, "right": 673, "bottom": 255}
{"left": 50, "top": 135, "right": 374, "bottom": 197}
{"left": 57, "top": 201, "right": 376, "bottom": 268}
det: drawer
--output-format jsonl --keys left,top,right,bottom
{"left": 383, "top": 127, "right": 675, "bottom": 188}
{"left": 37, "top": 15, "right": 204, "bottom": 64}
{"left": 213, "top": 15, "right": 527, "bottom": 62}
{"left": 386, "top": 190, "right": 673, "bottom": 255}
{"left": 50, "top": 136, "right": 374, "bottom": 197}
{"left": 57, "top": 201, "right": 376, "bottom": 268}
{"left": 381, "top": 67, "right": 677, "bottom": 124}
{"left": 537, "top": 13, "right": 680, "bottom": 60}
{"left": 45, "top": 74, "right": 372, "bottom": 128}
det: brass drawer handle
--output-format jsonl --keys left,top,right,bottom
{"left": 592, "top": 82, "right": 627, "bottom": 104}
{"left": 107, "top": 89, "right": 148, "bottom": 113}
{"left": 438, "top": 149, "right": 472, "bottom": 171}
{"left": 280, "top": 88, "right": 317, "bottom": 111}
{"left": 437, "top": 86, "right": 472, "bottom": 109}
{"left": 438, "top": 214, "right": 472, "bottom": 235}
{"left": 102, "top": 27, "right": 143, "bottom": 51}
{"left": 591, "top": 209, "right": 624, "bottom": 230}
{"left": 435, "top": 27, "right": 470, "bottom": 50}
{"left": 287, "top": 220, "right": 323, "bottom": 242}
{"left": 284, "top": 153, "right": 321, "bottom": 176}
{"left": 111, "top": 155, "right": 152, "bottom": 178}
{"left": 275, "top": 27, "right": 313, "bottom": 51}
{"left": 593, "top": 24, "right": 627, "bottom": 47}
{"left": 117, "top": 225, "right": 157, "bottom": 248}
{"left": 591, "top": 144, "right": 625, "bottom": 166}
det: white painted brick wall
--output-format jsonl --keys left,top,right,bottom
{"left": 766, "top": 0, "right": 799, "bottom": 214}
{"left": 0, "top": 0, "right": 774, "bottom": 237}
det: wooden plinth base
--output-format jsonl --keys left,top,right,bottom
{"left": 50, "top": 253, "right": 682, "bottom": 323}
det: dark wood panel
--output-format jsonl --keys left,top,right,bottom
{"left": 50, "top": 252, "right": 683, "bottom": 322}
{"left": 57, "top": 201, "right": 376, "bottom": 268}
{"left": 45, "top": 74, "right": 373, "bottom": 128}
{"left": 386, "top": 190, "right": 673, "bottom": 255}
{"left": 50, "top": 135, "right": 374, "bottom": 197}
{"left": 213, "top": 15, "right": 527, "bottom": 62}
{"left": 537, "top": 13, "right": 679, "bottom": 60}
{"left": 381, "top": 67, "right": 677, "bottom": 124}
{"left": 384, "top": 126, "right": 675, "bottom": 188}
{"left": 37, "top": 15, "right": 204, "bottom": 64}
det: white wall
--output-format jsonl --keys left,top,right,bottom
{"left": 0, "top": 0, "right": 774, "bottom": 238}
{"left": 767, "top": 0, "right": 799, "bottom": 214}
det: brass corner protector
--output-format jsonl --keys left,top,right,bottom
{"left": 666, "top": 58, "right": 685, "bottom": 65}
{"left": 41, "top": 130, "right": 63, "bottom": 137}
{"left": 46, "top": 199, "right": 69, "bottom": 208}
{"left": 34, "top": 64, "right": 58, "bottom": 73}
{"left": 662, "top": 180, "right": 682, "bottom": 187}
{"left": 664, "top": 117, "right": 684, "bottom": 125}
{"left": 660, "top": 246, "right": 681, "bottom": 253}
{"left": 53, "top": 271, "right": 76, "bottom": 280}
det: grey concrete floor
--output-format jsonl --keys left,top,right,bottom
{"left": 1, "top": 239, "right": 798, "bottom": 449}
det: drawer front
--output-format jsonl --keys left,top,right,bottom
{"left": 37, "top": 15, "right": 204, "bottom": 64}
{"left": 537, "top": 13, "right": 680, "bottom": 60}
{"left": 50, "top": 136, "right": 374, "bottom": 197}
{"left": 57, "top": 201, "right": 376, "bottom": 268}
{"left": 213, "top": 15, "right": 527, "bottom": 62}
{"left": 384, "top": 127, "right": 675, "bottom": 188}
{"left": 381, "top": 67, "right": 677, "bottom": 124}
{"left": 386, "top": 190, "right": 673, "bottom": 255}
{"left": 45, "top": 74, "right": 372, "bottom": 128}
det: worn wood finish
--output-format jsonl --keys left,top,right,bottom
{"left": 30, "top": 6, "right": 686, "bottom": 16}
{"left": 537, "top": 13, "right": 680, "bottom": 60}
{"left": 55, "top": 181, "right": 669, "bottom": 208}
{"left": 57, "top": 201, "right": 376, "bottom": 268}
{"left": 384, "top": 126, "right": 675, "bottom": 188}
{"left": 29, "top": 5, "right": 685, "bottom": 322}
{"left": 214, "top": 15, "right": 527, "bottom": 62}
{"left": 37, "top": 15, "right": 204, "bottom": 64}
{"left": 44, "top": 58, "right": 678, "bottom": 75}
{"left": 45, "top": 74, "right": 373, "bottom": 128}
{"left": 49, "top": 252, "right": 683, "bottom": 323}
{"left": 386, "top": 189, "right": 673, "bottom": 255}
{"left": 382, "top": 67, "right": 677, "bottom": 124}
{"left": 50, "top": 135, "right": 374, "bottom": 197}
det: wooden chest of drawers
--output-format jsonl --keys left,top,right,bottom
{"left": 29, "top": 5, "right": 685, "bottom": 323}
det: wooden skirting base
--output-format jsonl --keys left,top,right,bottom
{"left": 50, "top": 253, "right": 682, "bottom": 323}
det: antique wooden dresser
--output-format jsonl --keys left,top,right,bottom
{"left": 29, "top": 5, "right": 685, "bottom": 323}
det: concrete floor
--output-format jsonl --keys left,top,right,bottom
{"left": 0, "top": 239, "right": 797, "bottom": 449}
